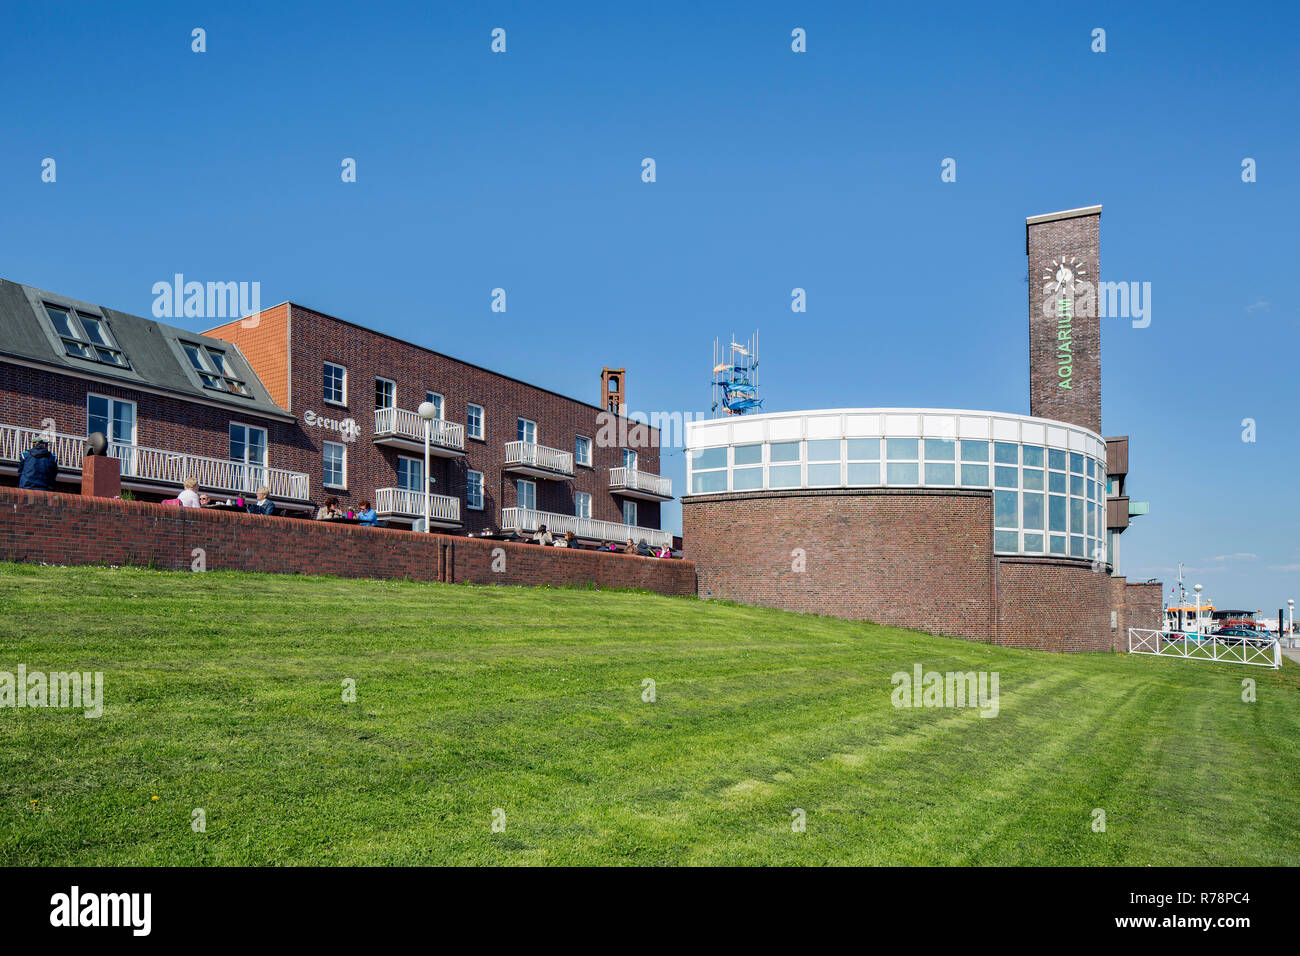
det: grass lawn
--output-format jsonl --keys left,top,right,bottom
{"left": 1, "top": 562, "right": 1297, "bottom": 866}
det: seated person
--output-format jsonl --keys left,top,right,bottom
{"left": 245, "top": 487, "right": 276, "bottom": 516}
{"left": 554, "top": 530, "right": 576, "bottom": 548}
{"left": 636, "top": 538, "right": 653, "bottom": 557}
{"left": 532, "top": 524, "right": 554, "bottom": 546}
{"left": 17, "top": 439, "right": 59, "bottom": 491}
{"left": 622, "top": 538, "right": 636, "bottom": 554}
{"left": 655, "top": 545, "right": 671, "bottom": 558}
{"left": 178, "top": 477, "right": 202, "bottom": 508}
{"left": 315, "top": 496, "right": 344, "bottom": 520}
{"left": 198, "top": 493, "right": 214, "bottom": 507}
{"left": 356, "top": 499, "right": 378, "bottom": 526}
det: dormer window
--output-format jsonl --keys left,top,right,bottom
{"left": 181, "top": 341, "right": 252, "bottom": 396}
{"left": 44, "top": 304, "right": 130, "bottom": 368}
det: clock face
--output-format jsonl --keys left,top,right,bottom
{"left": 1043, "top": 255, "right": 1088, "bottom": 295}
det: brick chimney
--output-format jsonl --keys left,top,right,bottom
{"left": 601, "top": 367, "right": 625, "bottom": 416}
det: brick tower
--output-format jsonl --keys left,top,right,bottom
{"left": 1026, "top": 205, "right": 1102, "bottom": 434}
{"left": 601, "top": 367, "right": 625, "bottom": 416}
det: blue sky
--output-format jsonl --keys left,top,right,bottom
{"left": 3, "top": 1, "right": 1297, "bottom": 613}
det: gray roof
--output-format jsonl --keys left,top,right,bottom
{"left": 0, "top": 278, "right": 293, "bottom": 421}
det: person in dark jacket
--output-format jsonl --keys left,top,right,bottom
{"left": 636, "top": 538, "right": 653, "bottom": 557}
{"left": 18, "top": 440, "right": 58, "bottom": 491}
{"left": 244, "top": 486, "right": 276, "bottom": 516}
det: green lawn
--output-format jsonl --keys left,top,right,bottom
{"left": 1, "top": 562, "right": 1296, "bottom": 866}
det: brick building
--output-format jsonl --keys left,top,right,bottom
{"left": 1, "top": 281, "right": 672, "bottom": 546}
{"left": 681, "top": 206, "right": 1159, "bottom": 652}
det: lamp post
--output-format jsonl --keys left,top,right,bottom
{"left": 417, "top": 401, "right": 437, "bottom": 533}
{"left": 1194, "top": 584, "right": 1203, "bottom": 636}
{"left": 1288, "top": 599, "right": 1295, "bottom": 645}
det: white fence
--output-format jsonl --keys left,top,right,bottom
{"left": 373, "top": 408, "right": 465, "bottom": 451}
{"left": 1128, "top": 628, "right": 1281, "bottom": 669}
{"left": 500, "top": 507, "right": 673, "bottom": 549}
{"left": 609, "top": 466, "right": 672, "bottom": 498}
{"left": 374, "top": 487, "right": 461, "bottom": 523}
{"left": 504, "top": 441, "right": 574, "bottom": 476}
{"left": 0, "top": 423, "right": 310, "bottom": 500}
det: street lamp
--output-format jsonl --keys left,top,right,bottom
{"left": 1193, "top": 584, "right": 1203, "bottom": 635}
{"left": 417, "top": 401, "right": 437, "bottom": 533}
{"left": 1288, "top": 599, "right": 1295, "bottom": 644}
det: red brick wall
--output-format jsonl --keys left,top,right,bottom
{"left": 995, "top": 557, "right": 1114, "bottom": 652}
{"left": 682, "top": 489, "right": 996, "bottom": 642}
{"left": 1124, "top": 581, "right": 1163, "bottom": 632}
{"left": 0, "top": 487, "right": 694, "bottom": 595}
{"left": 206, "top": 305, "right": 291, "bottom": 410}
{"left": 684, "top": 488, "right": 1158, "bottom": 652}
{"left": 212, "top": 305, "right": 662, "bottom": 534}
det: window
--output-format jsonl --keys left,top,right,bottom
{"left": 466, "top": 470, "right": 484, "bottom": 510}
{"left": 324, "top": 362, "right": 347, "bottom": 405}
{"left": 622, "top": 500, "right": 638, "bottom": 526}
{"left": 86, "top": 395, "right": 136, "bottom": 446}
{"left": 517, "top": 418, "right": 537, "bottom": 444}
{"left": 323, "top": 441, "right": 346, "bottom": 488}
{"left": 847, "top": 438, "right": 880, "bottom": 485}
{"left": 45, "top": 304, "right": 130, "bottom": 368}
{"left": 397, "top": 456, "right": 423, "bottom": 493}
{"left": 516, "top": 478, "right": 536, "bottom": 511}
{"left": 375, "top": 377, "right": 396, "bottom": 410}
{"left": 690, "top": 446, "right": 728, "bottom": 493}
{"left": 732, "top": 443, "right": 763, "bottom": 490}
{"left": 924, "top": 438, "right": 956, "bottom": 486}
{"left": 622, "top": 448, "right": 638, "bottom": 470}
{"left": 425, "top": 392, "right": 444, "bottom": 420}
{"left": 807, "top": 439, "right": 841, "bottom": 487}
{"left": 229, "top": 423, "right": 268, "bottom": 490}
{"left": 182, "top": 342, "right": 251, "bottom": 395}
{"left": 886, "top": 438, "right": 919, "bottom": 485}
{"left": 467, "top": 403, "right": 484, "bottom": 440}
{"left": 575, "top": 491, "right": 592, "bottom": 519}
{"left": 768, "top": 441, "right": 801, "bottom": 488}
{"left": 575, "top": 435, "right": 592, "bottom": 467}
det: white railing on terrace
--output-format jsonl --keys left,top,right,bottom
{"left": 1128, "top": 628, "right": 1280, "bottom": 669}
{"left": 374, "top": 487, "right": 461, "bottom": 523}
{"left": 504, "top": 441, "right": 574, "bottom": 476}
{"left": 0, "top": 423, "right": 311, "bottom": 500}
{"left": 500, "top": 507, "right": 672, "bottom": 549}
{"left": 609, "top": 467, "right": 672, "bottom": 498}
{"left": 373, "top": 408, "right": 465, "bottom": 451}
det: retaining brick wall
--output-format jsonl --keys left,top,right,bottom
{"left": 0, "top": 487, "right": 695, "bottom": 595}
{"left": 995, "top": 557, "right": 1115, "bottom": 653}
{"left": 683, "top": 489, "right": 996, "bottom": 642}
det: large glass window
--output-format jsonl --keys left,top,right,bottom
{"left": 516, "top": 478, "right": 536, "bottom": 511}
{"left": 575, "top": 435, "right": 591, "bottom": 467}
{"left": 467, "top": 403, "right": 484, "bottom": 440}
{"left": 517, "top": 417, "right": 537, "bottom": 444}
{"left": 807, "top": 439, "right": 841, "bottom": 486}
{"left": 323, "top": 441, "right": 346, "bottom": 488}
{"left": 574, "top": 491, "right": 591, "bottom": 519}
{"left": 691, "top": 446, "right": 728, "bottom": 493}
{"left": 847, "top": 438, "right": 880, "bottom": 485}
{"left": 466, "top": 470, "right": 484, "bottom": 510}
{"left": 230, "top": 423, "right": 268, "bottom": 490}
{"left": 397, "top": 456, "right": 423, "bottom": 492}
{"left": 375, "top": 377, "right": 396, "bottom": 410}
{"left": 768, "top": 441, "right": 801, "bottom": 488}
{"left": 87, "top": 395, "right": 135, "bottom": 446}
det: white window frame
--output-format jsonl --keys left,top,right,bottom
{"left": 425, "top": 391, "right": 444, "bottom": 420}
{"left": 46, "top": 304, "right": 130, "bottom": 368}
{"left": 467, "top": 403, "right": 485, "bottom": 440}
{"left": 574, "top": 491, "right": 592, "bottom": 519}
{"left": 622, "top": 448, "right": 638, "bottom": 471}
{"left": 575, "top": 435, "right": 592, "bottom": 467}
{"left": 517, "top": 417, "right": 537, "bottom": 445}
{"left": 396, "top": 454, "right": 424, "bottom": 493}
{"left": 323, "top": 440, "right": 347, "bottom": 489}
{"left": 86, "top": 394, "right": 137, "bottom": 446}
{"left": 466, "top": 469, "right": 484, "bottom": 510}
{"left": 374, "top": 376, "right": 396, "bottom": 410}
{"left": 622, "top": 499, "right": 638, "bottom": 526}
{"left": 324, "top": 362, "right": 348, "bottom": 406}
{"left": 516, "top": 478, "right": 537, "bottom": 512}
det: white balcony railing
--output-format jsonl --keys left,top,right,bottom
{"left": 373, "top": 408, "right": 465, "bottom": 452}
{"left": 609, "top": 467, "right": 672, "bottom": 498}
{"left": 0, "top": 423, "right": 311, "bottom": 500}
{"left": 504, "top": 441, "right": 574, "bottom": 477}
{"left": 374, "top": 487, "right": 462, "bottom": 524}
{"left": 500, "top": 507, "right": 672, "bottom": 549}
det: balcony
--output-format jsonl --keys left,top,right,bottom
{"left": 0, "top": 423, "right": 311, "bottom": 502}
{"left": 609, "top": 467, "right": 672, "bottom": 501}
{"left": 373, "top": 408, "right": 465, "bottom": 457}
{"left": 500, "top": 507, "right": 672, "bottom": 549}
{"left": 503, "top": 441, "right": 574, "bottom": 479}
{"left": 374, "top": 487, "right": 462, "bottom": 528}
